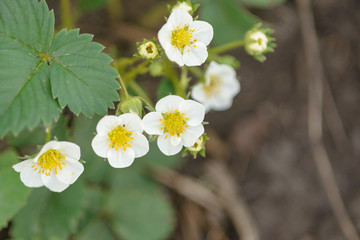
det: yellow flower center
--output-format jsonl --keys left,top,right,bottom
{"left": 146, "top": 44, "right": 154, "bottom": 54}
{"left": 108, "top": 125, "right": 133, "bottom": 151}
{"left": 33, "top": 149, "right": 65, "bottom": 176}
{"left": 171, "top": 25, "right": 197, "bottom": 53}
{"left": 203, "top": 75, "right": 222, "bottom": 97}
{"left": 160, "top": 110, "right": 189, "bottom": 137}
{"left": 257, "top": 38, "right": 262, "bottom": 45}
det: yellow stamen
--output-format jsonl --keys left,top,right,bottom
{"left": 37, "top": 149, "right": 65, "bottom": 176}
{"left": 108, "top": 125, "right": 132, "bottom": 151}
{"left": 171, "top": 25, "right": 196, "bottom": 52}
{"left": 203, "top": 75, "right": 222, "bottom": 97}
{"left": 161, "top": 110, "right": 188, "bottom": 137}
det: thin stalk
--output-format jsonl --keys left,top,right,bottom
{"left": 163, "top": 58, "right": 184, "bottom": 97}
{"left": 117, "top": 75, "right": 129, "bottom": 101}
{"left": 60, "top": 0, "right": 74, "bottom": 29}
{"left": 179, "top": 67, "right": 189, "bottom": 95}
{"left": 129, "top": 81, "right": 153, "bottom": 106}
{"left": 45, "top": 122, "right": 52, "bottom": 143}
{"left": 209, "top": 40, "right": 245, "bottom": 55}
{"left": 187, "top": 66, "right": 203, "bottom": 79}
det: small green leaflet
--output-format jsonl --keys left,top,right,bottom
{"left": 0, "top": 149, "right": 31, "bottom": 230}
{"left": 0, "top": 0, "right": 119, "bottom": 137}
{"left": 11, "top": 181, "right": 86, "bottom": 240}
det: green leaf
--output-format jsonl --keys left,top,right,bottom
{"left": 107, "top": 178, "right": 176, "bottom": 240}
{"left": 238, "top": 0, "right": 286, "bottom": 8}
{"left": 195, "top": 0, "right": 260, "bottom": 44}
{"left": 0, "top": 149, "right": 31, "bottom": 230}
{"left": 0, "top": 0, "right": 119, "bottom": 137}
{"left": 157, "top": 78, "right": 176, "bottom": 99}
{"left": 7, "top": 115, "right": 68, "bottom": 149}
{"left": 135, "top": 142, "right": 181, "bottom": 169}
{"left": 11, "top": 181, "right": 86, "bottom": 240}
{"left": 0, "top": 0, "right": 60, "bottom": 137}
{"left": 77, "top": 220, "right": 114, "bottom": 240}
{"left": 49, "top": 29, "right": 119, "bottom": 116}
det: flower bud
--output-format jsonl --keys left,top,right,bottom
{"left": 117, "top": 97, "right": 143, "bottom": 117}
{"left": 245, "top": 24, "right": 276, "bottom": 62}
{"left": 137, "top": 40, "right": 159, "bottom": 60}
{"left": 169, "top": 0, "right": 199, "bottom": 14}
{"left": 184, "top": 134, "right": 208, "bottom": 159}
{"left": 149, "top": 61, "right": 164, "bottom": 77}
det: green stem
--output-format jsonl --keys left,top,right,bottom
{"left": 128, "top": 81, "right": 153, "bottom": 106}
{"left": 179, "top": 67, "right": 189, "bottom": 95}
{"left": 187, "top": 66, "right": 203, "bottom": 79}
{"left": 163, "top": 58, "right": 184, "bottom": 97}
{"left": 209, "top": 40, "right": 245, "bottom": 55}
{"left": 45, "top": 122, "right": 52, "bottom": 142}
{"left": 117, "top": 75, "right": 129, "bottom": 101}
{"left": 60, "top": 0, "right": 74, "bottom": 29}
{"left": 124, "top": 60, "right": 150, "bottom": 81}
{"left": 139, "top": 97, "right": 155, "bottom": 112}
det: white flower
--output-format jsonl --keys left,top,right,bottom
{"left": 246, "top": 31, "right": 268, "bottom": 55}
{"left": 158, "top": 8, "right": 213, "bottom": 67}
{"left": 12, "top": 141, "right": 84, "bottom": 193}
{"left": 191, "top": 61, "right": 240, "bottom": 112}
{"left": 142, "top": 95, "right": 205, "bottom": 156}
{"left": 138, "top": 41, "right": 159, "bottom": 59}
{"left": 91, "top": 113, "right": 149, "bottom": 168}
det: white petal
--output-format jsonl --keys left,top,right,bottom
{"left": 191, "top": 84, "right": 207, "bottom": 103}
{"left": 96, "top": 115, "right": 121, "bottom": 134}
{"left": 163, "top": 42, "right": 184, "bottom": 66}
{"left": 182, "top": 42, "right": 208, "bottom": 67}
{"left": 157, "top": 134, "right": 183, "bottom": 156}
{"left": 158, "top": 24, "right": 172, "bottom": 49}
{"left": 190, "top": 20, "right": 214, "bottom": 46}
{"left": 167, "top": 8, "right": 193, "bottom": 30}
{"left": 181, "top": 125, "right": 204, "bottom": 147}
{"left": 57, "top": 141, "right": 81, "bottom": 160}
{"left": 221, "top": 77, "right": 241, "bottom": 97}
{"left": 142, "top": 112, "right": 164, "bottom": 135}
{"left": 107, "top": 148, "right": 135, "bottom": 168}
{"left": 56, "top": 158, "right": 84, "bottom": 185}
{"left": 19, "top": 161, "right": 44, "bottom": 188}
{"left": 42, "top": 172, "right": 69, "bottom": 192}
{"left": 119, "top": 113, "right": 143, "bottom": 133}
{"left": 91, "top": 134, "right": 111, "bottom": 158}
{"left": 130, "top": 133, "right": 149, "bottom": 158}
{"left": 170, "top": 135, "right": 182, "bottom": 146}
{"left": 208, "top": 64, "right": 236, "bottom": 81}
{"left": 210, "top": 94, "right": 234, "bottom": 111}
{"left": 179, "top": 100, "right": 205, "bottom": 127}
{"left": 155, "top": 95, "right": 184, "bottom": 113}
{"left": 13, "top": 159, "right": 32, "bottom": 172}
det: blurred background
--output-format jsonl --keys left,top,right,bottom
{"left": 1, "top": 0, "right": 360, "bottom": 239}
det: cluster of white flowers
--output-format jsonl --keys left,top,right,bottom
{"left": 12, "top": 2, "right": 247, "bottom": 193}
{"left": 91, "top": 95, "right": 205, "bottom": 165}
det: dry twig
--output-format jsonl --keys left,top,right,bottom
{"left": 205, "top": 161, "right": 260, "bottom": 240}
{"left": 296, "top": 0, "right": 360, "bottom": 239}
